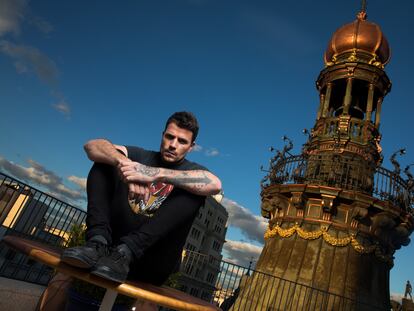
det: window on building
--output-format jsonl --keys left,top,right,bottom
{"left": 214, "top": 224, "right": 222, "bottom": 233}
{"left": 186, "top": 243, "right": 196, "bottom": 252}
{"left": 190, "top": 227, "right": 201, "bottom": 240}
{"left": 212, "top": 240, "right": 221, "bottom": 251}
{"left": 206, "top": 272, "right": 215, "bottom": 283}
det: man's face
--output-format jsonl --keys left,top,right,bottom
{"left": 160, "top": 122, "right": 194, "bottom": 163}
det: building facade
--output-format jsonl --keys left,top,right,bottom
{"left": 180, "top": 194, "right": 229, "bottom": 302}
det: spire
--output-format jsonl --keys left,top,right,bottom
{"left": 357, "top": 0, "right": 367, "bottom": 20}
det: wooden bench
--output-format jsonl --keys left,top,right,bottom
{"left": 2, "top": 235, "right": 221, "bottom": 311}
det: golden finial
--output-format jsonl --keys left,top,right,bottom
{"left": 357, "top": 0, "right": 367, "bottom": 20}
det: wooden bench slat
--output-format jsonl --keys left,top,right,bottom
{"left": 2, "top": 235, "right": 221, "bottom": 311}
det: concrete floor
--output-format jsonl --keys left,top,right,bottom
{"left": 0, "top": 276, "right": 45, "bottom": 311}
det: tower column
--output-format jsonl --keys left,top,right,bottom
{"left": 342, "top": 78, "right": 353, "bottom": 114}
{"left": 322, "top": 83, "right": 333, "bottom": 117}
{"left": 366, "top": 83, "right": 375, "bottom": 122}
{"left": 317, "top": 93, "right": 326, "bottom": 119}
{"left": 375, "top": 98, "right": 383, "bottom": 129}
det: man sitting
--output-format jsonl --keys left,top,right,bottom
{"left": 61, "top": 111, "right": 221, "bottom": 285}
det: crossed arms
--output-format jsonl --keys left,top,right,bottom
{"left": 84, "top": 139, "right": 222, "bottom": 200}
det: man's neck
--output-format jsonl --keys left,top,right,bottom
{"left": 158, "top": 153, "right": 186, "bottom": 168}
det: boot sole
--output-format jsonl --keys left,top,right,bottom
{"left": 91, "top": 266, "right": 126, "bottom": 283}
{"left": 61, "top": 252, "right": 95, "bottom": 269}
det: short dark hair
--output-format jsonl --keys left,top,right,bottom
{"left": 165, "top": 111, "right": 199, "bottom": 142}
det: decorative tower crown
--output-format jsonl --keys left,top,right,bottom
{"left": 324, "top": 9, "right": 390, "bottom": 69}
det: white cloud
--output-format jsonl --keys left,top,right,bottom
{"left": 30, "top": 15, "right": 54, "bottom": 34}
{"left": 205, "top": 148, "right": 219, "bottom": 157}
{"left": 0, "top": 0, "right": 27, "bottom": 36}
{"left": 0, "top": 40, "right": 71, "bottom": 119}
{"left": 0, "top": 40, "right": 59, "bottom": 85}
{"left": 0, "top": 156, "right": 86, "bottom": 203}
{"left": 68, "top": 175, "right": 87, "bottom": 190}
{"left": 191, "top": 144, "right": 221, "bottom": 157}
{"left": 192, "top": 144, "right": 203, "bottom": 152}
{"left": 52, "top": 100, "right": 71, "bottom": 118}
{"left": 222, "top": 197, "right": 267, "bottom": 243}
{"left": 0, "top": 2, "right": 68, "bottom": 119}
{"left": 223, "top": 240, "right": 263, "bottom": 267}
{"left": 14, "top": 60, "right": 28, "bottom": 73}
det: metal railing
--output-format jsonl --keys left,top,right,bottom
{"left": 179, "top": 252, "right": 385, "bottom": 310}
{"left": 0, "top": 172, "right": 388, "bottom": 310}
{"left": 0, "top": 172, "right": 86, "bottom": 284}
{"left": 265, "top": 154, "right": 413, "bottom": 212}
{"left": 317, "top": 117, "right": 378, "bottom": 144}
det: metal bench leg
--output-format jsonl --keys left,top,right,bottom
{"left": 99, "top": 288, "right": 118, "bottom": 311}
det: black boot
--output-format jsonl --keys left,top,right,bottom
{"left": 91, "top": 244, "right": 133, "bottom": 282}
{"left": 61, "top": 239, "right": 108, "bottom": 269}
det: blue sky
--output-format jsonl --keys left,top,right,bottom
{"left": 1, "top": 0, "right": 413, "bottom": 297}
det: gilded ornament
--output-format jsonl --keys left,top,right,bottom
{"left": 348, "top": 50, "right": 358, "bottom": 62}
{"left": 264, "top": 223, "right": 391, "bottom": 263}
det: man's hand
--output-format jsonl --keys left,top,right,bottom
{"left": 128, "top": 182, "right": 150, "bottom": 203}
{"left": 119, "top": 159, "right": 222, "bottom": 196}
{"left": 119, "top": 160, "right": 161, "bottom": 184}
{"left": 117, "top": 161, "right": 152, "bottom": 203}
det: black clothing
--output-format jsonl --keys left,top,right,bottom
{"left": 91, "top": 244, "right": 133, "bottom": 283}
{"left": 85, "top": 146, "right": 206, "bottom": 285}
{"left": 61, "top": 239, "right": 109, "bottom": 269}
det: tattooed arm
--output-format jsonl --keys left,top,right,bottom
{"left": 84, "top": 139, "right": 150, "bottom": 201}
{"left": 119, "top": 160, "right": 222, "bottom": 196}
{"left": 84, "top": 139, "right": 129, "bottom": 165}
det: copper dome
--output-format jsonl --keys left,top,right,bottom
{"left": 324, "top": 12, "right": 390, "bottom": 68}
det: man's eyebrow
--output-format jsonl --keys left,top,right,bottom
{"left": 178, "top": 138, "right": 189, "bottom": 143}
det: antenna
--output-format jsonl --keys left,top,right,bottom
{"left": 357, "top": 0, "right": 367, "bottom": 20}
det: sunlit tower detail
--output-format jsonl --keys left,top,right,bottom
{"left": 230, "top": 3, "right": 413, "bottom": 311}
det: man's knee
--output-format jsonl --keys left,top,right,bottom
{"left": 161, "top": 190, "right": 204, "bottom": 217}
{"left": 87, "top": 163, "right": 118, "bottom": 183}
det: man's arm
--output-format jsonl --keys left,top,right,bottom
{"left": 119, "top": 160, "right": 222, "bottom": 196}
{"left": 84, "top": 139, "right": 151, "bottom": 201}
{"left": 84, "top": 139, "right": 129, "bottom": 165}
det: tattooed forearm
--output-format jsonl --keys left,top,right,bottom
{"left": 173, "top": 175, "right": 212, "bottom": 185}
{"left": 135, "top": 164, "right": 160, "bottom": 177}
{"left": 157, "top": 167, "right": 221, "bottom": 195}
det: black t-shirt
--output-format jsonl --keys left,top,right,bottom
{"left": 126, "top": 146, "right": 207, "bottom": 216}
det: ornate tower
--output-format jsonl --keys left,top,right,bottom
{"left": 230, "top": 5, "right": 414, "bottom": 311}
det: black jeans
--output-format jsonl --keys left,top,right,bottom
{"left": 85, "top": 163, "right": 204, "bottom": 285}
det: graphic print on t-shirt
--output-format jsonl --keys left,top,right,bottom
{"left": 129, "top": 182, "right": 174, "bottom": 216}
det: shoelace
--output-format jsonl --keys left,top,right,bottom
{"left": 86, "top": 241, "right": 109, "bottom": 256}
{"left": 108, "top": 247, "right": 127, "bottom": 261}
